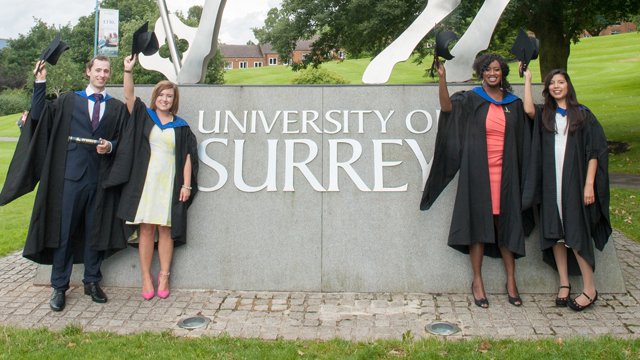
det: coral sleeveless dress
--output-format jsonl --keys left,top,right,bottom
{"left": 485, "top": 103, "right": 506, "bottom": 215}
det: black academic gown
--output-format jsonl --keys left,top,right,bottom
{"left": 106, "top": 98, "right": 199, "bottom": 246}
{"left": 532, "top": 105, "right": 611, "bottom": 274}
{"left": 420, "top": 89, "right": 533, "bottom": 258}
{"left": 0, "top": 91, "right": 129, "bottom": 264}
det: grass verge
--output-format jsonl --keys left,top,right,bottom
{"left": 0, "top": 113, "right": 21, "bottom": 138}
{"left": 0, "top": 141, "right": 34, "bottom": 256}
{"left": 610, "top": 188, "right": 640, "bottom": 243}
{"left": 0, "top": 325, "right": 639, "bottom": 359}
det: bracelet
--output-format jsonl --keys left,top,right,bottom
{"left": 182, "top": 185, "right": 192, "bottom": 190}
{"left": 124, "top": 70, "right": 132, "bottom": 73}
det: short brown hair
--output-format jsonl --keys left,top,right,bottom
{"left": 85, "top": 55, "right": 111, "bottom": 72}
{"left": 150, "top": 80, "right": 180, "bottom": 115}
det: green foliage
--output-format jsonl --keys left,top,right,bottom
{"left": 0, "top": 1, "right": 224, "bottom": 92}
{"left": 0, "top": 89, "right": 30, "bottom": 116}
{"left": 0, "top": 20, "right": 72, "bottom": 92}
{"left": 255, "top": 0, "right": 640, "bottom": 77}
{"left": 291, "top": 67, "right": 349, "bottom": 84}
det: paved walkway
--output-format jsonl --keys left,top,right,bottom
{"left": 610, "top": 173, "right": 640, "bottom": 189}
{"left": 0, "top": 231, "right": 639, "bottom": 340}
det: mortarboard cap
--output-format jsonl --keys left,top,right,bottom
{"left": 131, "top": 22, "right": 160, "bottom": 56}
{"left": 39, "top": 33, "right": 69, "bottom": 65}
{"left": 434, "top": 30, "right": 458, "bottom": 61}
{"left": 511, "top": 28, "right": 539, "bottom": 75}
{"left": 429, "top": 30, "right": 458, "bottom": 77}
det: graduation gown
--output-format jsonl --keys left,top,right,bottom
{"left": 420, "top": 88, "right": 533, "bottom": 258}
{"left": 0, "top": 91, "right": 129, "bottom": 264}
{"left": 106, "top": 98, "right": 199, "bottom": 246}
{"left": 531, "top": 105, "right": 611, "bottom": 274}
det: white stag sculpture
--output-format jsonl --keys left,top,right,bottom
{"left": 139, "top": 0, "right": 227, "bottom": 84}
{"left": 362, "top": 0, "right": 511, "bottom": 83}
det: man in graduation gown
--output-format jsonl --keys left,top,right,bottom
{"left": 0, "top": 56, "right": 129, "bottom": 311}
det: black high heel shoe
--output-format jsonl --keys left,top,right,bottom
{"left": 555, "top": 285, "right": 571, "bottom": 307}
{"left": 568, "top": 291, "right": 598, "bottom": 311}
{"left": 471, "top": 283, "right": 489, "bottom": 308}
{"left": 506, "top": 284, "right": 522, "bottom": 307}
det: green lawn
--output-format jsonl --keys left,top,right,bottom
{"left": 0, "top": 113, "right": 21, "bottom": 137}
{"left": 224, "top": 57, "right": 430, "bottom": 85}
{"left": 0, "top": 141, "right": 34, "bottom": 256}
{"left": 610, "top": 188, "right": 640, "bottom": 242}
{"left": 1, "top": 325, "right": 639, "bottom": 359}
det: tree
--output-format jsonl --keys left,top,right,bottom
{"left": 254, "top": 0, "right": 640, "bottom": 79}
{"left": 0, "top": 20, "right": 81, "bottom": 95}
{"left": 501, "top": 0, "right": 639, "bottom": 77}
{"left": 0, "top": 0, "right": 224, "bottom": 93}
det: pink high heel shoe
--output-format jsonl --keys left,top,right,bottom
{"left": 142, "top": 277, "right": 155, "bottom": 300}
{"left": 157, "top": 272, "right": 171, "bottom": 299}
{"left": 142, "top": 290, "right": 155, "bottom": 301}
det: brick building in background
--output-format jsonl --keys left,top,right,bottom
{"left": 220, "top": 38, "right": 345, "bottom": 70}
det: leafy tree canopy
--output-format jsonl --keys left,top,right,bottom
{"left": 0, "top": 0, "right": 224, "bottom": 97}
{"left": 254, "top": 0, "right": 639, "bottom": 78}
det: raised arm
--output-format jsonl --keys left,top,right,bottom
{"left": 123, "top": 55, "right": 136, "bottom": 113}
{"left": 30, "top": 60, "right": 48, "bottom": 122}
{"left": 522, "top": 64, "right": 536, "bottom": 119}
{"left": 437, "top": 61, "right": 452, "bottom": 113}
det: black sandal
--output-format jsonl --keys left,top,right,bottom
{"left": 555, "top": 285, "right": 571, "bottom": 307}
{"left": 471, "top": 283, "right": 489, "bottom": 308}
{"left": 568, "top": 291, "right": 598, "bottom": 311}
{"left": 506, "top": 284, "right": 522, "bottom": 307}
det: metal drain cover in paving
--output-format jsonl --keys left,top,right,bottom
{"left": 425, "top": 321, "right": 461, "bottom": 336}
{"left": 177, "top": 316, "right": 211, "bottom": 330}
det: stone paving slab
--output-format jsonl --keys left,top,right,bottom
{"left": 0, "top": 230, "right": 638, "bottom": 340}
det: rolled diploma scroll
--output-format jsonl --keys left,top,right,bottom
{"left": 68, "top": 136, "right": 101, "bottom": 145}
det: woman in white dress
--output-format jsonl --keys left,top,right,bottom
{"left": 120, "top": 55, "right": 198, "bottom": 300}
{"left": 523, "top": 67, "right": 610, "bottom": 311}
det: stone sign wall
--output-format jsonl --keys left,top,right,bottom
{"left": 35, "top": 84, "right": 626, "bottom": 293}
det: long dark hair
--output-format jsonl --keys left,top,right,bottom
{"left": 472, "top": 54, "right": 512, "bottom": 93}
{"left": 541, "top": 69, "right": 584, "bottom": 133}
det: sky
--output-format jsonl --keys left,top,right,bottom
{"left": 0, "top": 0, "right": 282, "bottom": 44}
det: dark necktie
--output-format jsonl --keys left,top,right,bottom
{"left": 91, "top": 93, "right": 103, "bottom": 131}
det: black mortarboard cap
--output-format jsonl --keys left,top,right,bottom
{"left": 39, "top": 33, "right": 69, "bottom": 65}
{"left": 434, "top": 30, "right": 458, "bottom": 61}
{"left": 429, "top": 30, "right": 458, "bottom": 77}
{"left": 511, "top": 28, "right": 539, "bottom": 74}
{"left": 132, "top": 22, "right": 160, "bottom": 56}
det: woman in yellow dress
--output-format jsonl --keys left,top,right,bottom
{"left": 119, "top": 54, "right": 198, "bottom": 300}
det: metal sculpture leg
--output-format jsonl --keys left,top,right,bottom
{"left": 444, "top": 0, "right": 510, "bottom": 82}
{"left": 361, "top": 0, "right": 461, "bottom": 84}
{"left": 139, "top": 0, "right": 227, "bottom": 84}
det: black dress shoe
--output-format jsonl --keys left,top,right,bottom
{"left": 84, "top": 282, "right": 108, "bottom": 303}
{"left": 568, "top": 291, "right": 598, "bottom": 312}
{"left": 50, "top": 289, "right": 66, "bottom": 312}
{"left": 471, "top": 282, "right": 489, "bottom": 308}
{"left": 555, "top": 285, "right": 571, "bottom": 307}
{"left": 506, "top": 284, "right": 523, "bottom": 307}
